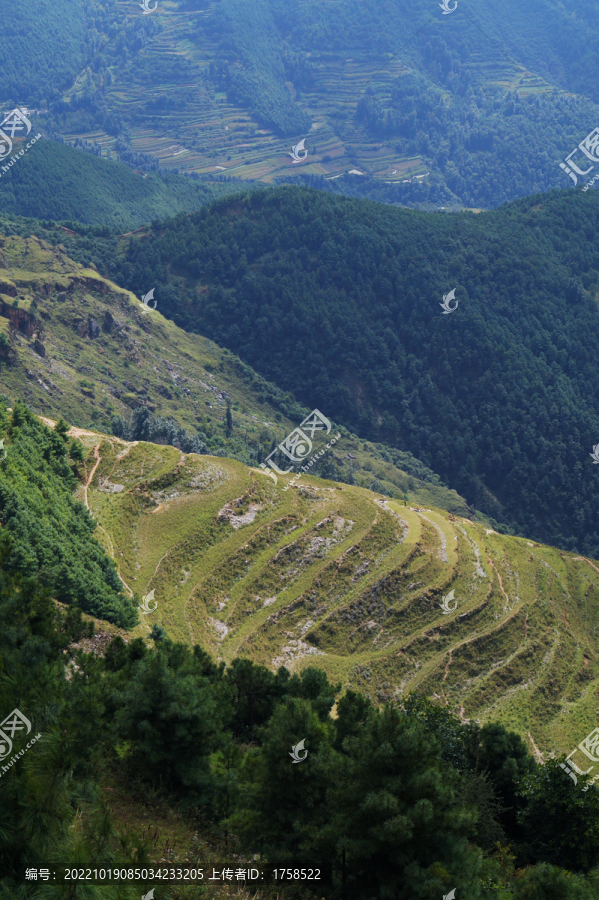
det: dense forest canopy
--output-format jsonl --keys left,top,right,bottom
{"left": 0, "top": 402, "right": 136, "bottom": 626}
{"left": 0, "top": 140, "right": 245, "bottom": 231}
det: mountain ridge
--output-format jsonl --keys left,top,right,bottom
{"left": 49, "top": 417, "right": 599, "bottom": 764}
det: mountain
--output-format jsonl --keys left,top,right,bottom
{"left": 3, "top": 444, "right": 599, "bottom": 897}
{"left": 1, "top": 222, "right": 596, "bottom": 758}
{"left": 43, "top": 417, "right": 599, "bottom": 762}
{"left": 49, "top": 184, "right": 599, "bottom": 557}
{"left": 5, "top": 0, "right": 599, "bottom": 208}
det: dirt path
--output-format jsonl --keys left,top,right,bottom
{"left": 83, "top": 444, "right": 102, "bottom": 509}
{"left": 442, "top": 648, "right": 453, "bottom": 686}
{"left": 151, "top": 551, "right": 170, "bottom": 582}
{"left": 573, "top": 556, "right": 599, "bottom": 576}
{"left": 528, "top": 731, "right": 544, "bottom": 764}
{"left": 118, "top": 573, "right": 135, "bottom": 598}
{"left": 487, "top": 555, "right": 509, "bottom": 608}
{"left": 81, "top": 438, "right": 135, "bottom": 600}
{"left": 95, "top": 524, "right": 133, "bottom": 598}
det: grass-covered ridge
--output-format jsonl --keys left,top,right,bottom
{"left": 64, "top": 422, "right": 599, "bottom": 763}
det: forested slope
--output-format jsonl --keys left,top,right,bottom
{"left": 0, "top": 139, "right": 244, "bottom": 231}
{"left": 0, "top": 403, "right": 135, "bottom": 626}
{"left": 0, "top": 226, "right": 463, "bottom": 509}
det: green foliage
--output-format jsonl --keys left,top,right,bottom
{"left": 2, "top": 581, "right": 599, "bottom": 897}
{"left": 0, "top": 402, "right": 137, "bottom": 627}
{"left": 112, "top": 406, "right": 208, "bottom": 454}
{"left": 209, "top": 0, "right": 311, "bottom": 135}
{"left": 466, "top": 723, "right": 536, "bottom": 840}
{"left": 0, "top": 0, "right": 88, "bottom": 103}
{"left": 517, "top": 760, "right": 599, "bottom": 873}
{"left": 54, "top": 416, "right": 69, "bottom": 442}
{"left": 455, "top": 771, "right": 506, "bottom": 853}
{"left": 0, "top": 553, "right": 158, "bottom": 898}
{"left": 149, "top": 622, "right": 167, "bottom": 643}
{"left": 107, "top": 638, "right": 226, "bottom": 802}
{"left": 324, "top": 705, "right": 484, "bottom": 899}
{"left": 68, "top": 438, "right": 85, "bottom": 461}
{"left": 229, "top": 696, "right": 334, "bottom": 866}
{"left": 333, "top": 688, "right": 374, "bottom": 751}
{"left": 512, "top": 863, "right": 598, "bottom": 899}
{"left": 223, "top": 657, "right": 290, "bottom": 742}
{"left": 223, "top": 659, "right": 339, "bottom": 742}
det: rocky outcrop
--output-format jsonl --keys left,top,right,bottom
{"left": 0, "top": 299, "right": 36, "bottom": 336}
{"left": 0, "top": 344, "right": 17, "bottom": 365}
{"left": 0, "top": 281, "right": 17, "bottom": 298}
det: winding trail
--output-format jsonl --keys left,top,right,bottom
{"left": 418, "top": 512, "right": 448, "bottom": 562}
{"left": 573, "top": 556, "right": 599, "bottom": 577}
{"left": 151, "top": 551, "right": 170, "bottom": 582}
{"left": 83, "top": 444, "right": 102, "bottom": 510}
{"left": 487, "top": 555, "right": 509, "bottom": 608}
{"left": 81, "top": 439, "right": 135, "bottom": 599}
{"left": 528, "top": 731, "right": 544, "bottom": 764}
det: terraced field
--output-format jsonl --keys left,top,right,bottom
{"left": 51, "top": 0, "right": 561, "bottom": 193}
{"left": 70, "top": 427, "right": 599, "bottom": 761}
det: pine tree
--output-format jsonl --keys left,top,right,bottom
{"left": 324, "top": 704, "right": 484, "bottom": 899}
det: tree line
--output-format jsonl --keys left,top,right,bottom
{"left": 1, "top": 569, "right": 599, "bottom": 898}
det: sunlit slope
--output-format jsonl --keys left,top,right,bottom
{"left": 76, "top": 429, "right": 599, "bottom": 758}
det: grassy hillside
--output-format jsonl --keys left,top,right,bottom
{"left": 57, "top": 421, "right": 599, "bottom": 763}
{"left": 5, "top": 536, "right": 599, "bottom": 899}
{"left": 7, "top": 0, "right": 599, "bottom": 208}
